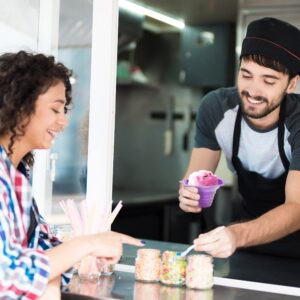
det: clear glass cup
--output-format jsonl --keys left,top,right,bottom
{"left": 78, "top": 255, "right": 101, "bottom": 282}
{"left": 98, "top": 259, "right": 114, "bottom": 276}
{"left": 160, "top": 251, "right": 186, "bottom": 286}
{"left": 186, "top": 254, "right": 213, "bottom": 290}
{"left": 135, "top": 248, "right": 161, "bottom": 282}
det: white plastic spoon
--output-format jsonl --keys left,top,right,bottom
{"left": 180, "top": 226, "right": 225, "bottom": 257}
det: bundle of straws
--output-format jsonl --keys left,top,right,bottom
{"left": 59, "top": 199, "right": 123, "bottom": 277}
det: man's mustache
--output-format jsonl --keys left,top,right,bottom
{"left": 241, "top": 90, "right": 268, "bottom": 102}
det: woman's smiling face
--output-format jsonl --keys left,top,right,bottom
{"left": 22, "top": 81, "right": 68, "bottom": 151}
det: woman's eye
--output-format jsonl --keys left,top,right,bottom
{"left": 52, "top": 108, "right": 59, "bottom": 114}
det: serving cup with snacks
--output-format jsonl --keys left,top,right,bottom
{"left": 186, "top": 254, "right": 214, "bottom": 290}
{"left": 134, "top": 247, "right": 214, "bottom": 293}
{"left": 135, "top": 248, "right": 161, "bottom": 282}
{"left": 160, "top": 251, "right": 187, "bottom": 286}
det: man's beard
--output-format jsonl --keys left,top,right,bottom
{"left": 239, "top": 90, "right": 285, "bottom": 119}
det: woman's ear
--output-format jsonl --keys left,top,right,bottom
{"left": 287, "top": 75, "right": 299, "bottom": 93}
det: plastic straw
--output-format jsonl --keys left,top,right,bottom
{"left": 108, "top": 200, "right": 123, "bottom": 226}
{"left": 79, "top": 200, "right": 88, "bottom": 234}
{"left": 67, "top": 200, "right": 83, "bottom": 236}
{"left": 59, "top": 200, "right": 78, "bottom": 233}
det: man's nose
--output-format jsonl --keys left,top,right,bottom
{"left": 245, "top": 80, "right": 264, "bottom": 98}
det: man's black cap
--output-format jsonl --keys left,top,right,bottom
{"left": 241, "top": 17, "right": 300, "bottom": 75}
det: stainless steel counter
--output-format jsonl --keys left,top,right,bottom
{"left": 63, "top": 239, "right": 300, "bottom": 299}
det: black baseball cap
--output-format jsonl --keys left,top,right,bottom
{"left": 241, "top": 17, "right": 300, "bottom": 75}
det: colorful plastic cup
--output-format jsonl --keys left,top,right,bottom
{"left": 180, "top": 178, "right": 224, "bottom": 208}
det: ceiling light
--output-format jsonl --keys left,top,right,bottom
{"left": 119, "top": 0, "right": 185, "bottom": 29}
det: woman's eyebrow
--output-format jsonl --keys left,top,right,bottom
{"left": 52, "top": 99, "right": 66, "bottom": 105}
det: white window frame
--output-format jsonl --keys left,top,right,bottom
{"left": 86, "top": 0, "right": 118, "bottom": 222}
{"left": 32, "top": 0, "right": 119, "bottom": 222}
{"left": 32, "top": 0, "right": 60, "bottom": 215}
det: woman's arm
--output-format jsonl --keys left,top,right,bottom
{"left": 38, "top": 277, "right": 61, "bottom": 300}
{"left": 46, "top": 231, "right": 143, "bottom": 280}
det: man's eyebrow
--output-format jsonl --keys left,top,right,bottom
{"left": 240, "top": 67, "right": 280, "bottom": 80}
{"left": 240, "top": 67, "right": 251, "bottom": 74}
{"left": 263, "top": 74, "right": 280, "bottom": 80}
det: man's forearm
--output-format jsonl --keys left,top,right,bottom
{"left": 229, "top": 202, "right": 300, "bottom": 248}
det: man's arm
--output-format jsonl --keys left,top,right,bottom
{"left": 179, "top": 148, "right": 221, "bottom": 213}
{"left": 183, "top": 148, "right": 221, "bottom": 178}
{"left": 194, "top": 170, "right": 300, "bottom": 257}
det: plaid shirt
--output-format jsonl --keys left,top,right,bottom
{"left": 0, "top": 146, "right": 72, "bottom": 299}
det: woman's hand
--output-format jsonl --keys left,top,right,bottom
{"left": 87, "top": 231, "right": 144, "bottom": 264}
{"left": 178, "top": 185, "right": 202, "bottom": 213}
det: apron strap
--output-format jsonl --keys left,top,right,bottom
{"left": 232, "top": 106, "right": 242, "bottom": 169}
{"left": 232, "top": 100, "right": 289, "bottom": 171}
{"left": 277, "top": 98, "right": 290, "bottom": 171}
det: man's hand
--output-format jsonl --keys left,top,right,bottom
{"left": 178, "top": 185, "right": 202, "bottom": 213}
{"left": 193, "top": 226, "right": 237, "bottom": 258}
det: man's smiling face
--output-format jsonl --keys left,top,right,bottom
{"left": 237, "top": 59, "right": 291, "bottom": 120}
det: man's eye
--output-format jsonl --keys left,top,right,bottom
{"left": 265, "top": 81, "right": 275, "bottom": 85}
{"left": 52, "top": 109, "right": 59, "bottom": 114}
{"left": 241, "top": 74, "right": 251, "bottom": 79}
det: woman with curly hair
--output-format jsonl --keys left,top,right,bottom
{"left": 0, "top": 51, "right": 143, "bottom": 300}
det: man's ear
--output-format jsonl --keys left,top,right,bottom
{"left": 287, "top": 75, "right": 299, "bottom": 93}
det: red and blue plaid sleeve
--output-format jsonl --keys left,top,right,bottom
{"left": 0, "top": 177, "right": 50, "bottom": 300}
{"left": 36, "top": 209, "right": 74, "bottom": 286}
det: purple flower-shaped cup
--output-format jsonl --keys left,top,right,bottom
{"left": 180, "top": 178, "right": 224, "bottom": 208}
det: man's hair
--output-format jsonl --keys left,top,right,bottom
{"left": 0, "top": 51, "right": 72, "bottom": 166}
{"left": 240, "top": 54, "right": 297, "bottom": 81}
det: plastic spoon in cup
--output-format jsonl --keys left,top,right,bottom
{"left": 180, "top": 244, "right": 195, "bottom": 257}
{"left": 180, "top": 226, "right": 225, "bottom": 257}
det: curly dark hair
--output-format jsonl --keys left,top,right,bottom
{"left": 0, "top": 51, "right": 73, "bottom": 167}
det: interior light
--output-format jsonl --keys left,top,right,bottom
{"left": 70, "top": 76, "right": 76, "bottom": 85}
{"left": 119, "top": 0, "right": 185, "bottom": 29}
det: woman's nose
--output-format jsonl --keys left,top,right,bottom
{"left": 57, "top": 113, "right": 68, "bottom": 130}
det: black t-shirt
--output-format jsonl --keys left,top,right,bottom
{"left": 195, "top": 87, "right": 300, "bottom": 179}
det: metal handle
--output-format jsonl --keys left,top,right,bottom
{"left": 50, "top": 152, "right": 58, "bottom": 182}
